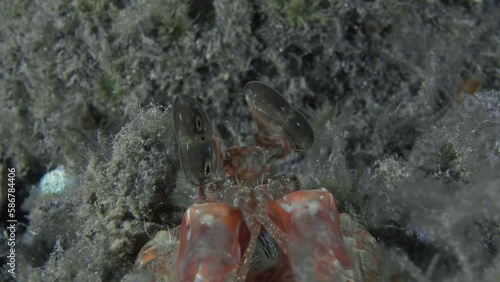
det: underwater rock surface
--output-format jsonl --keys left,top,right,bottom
{"left": 0, "top": 0, "right": 499, "bottom": 281}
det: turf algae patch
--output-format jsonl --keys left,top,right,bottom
{"left": 14, "top": 106, "right": 182, "bottom": 281}
{"left": 0, "top": 0, "right": 499, "bottom": 280}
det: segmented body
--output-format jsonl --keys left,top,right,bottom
{"left": 123, "top": 81, "right": 381, "bottom": 282}
{"left": 124, "top": 210, "right": 379, "bottom": 282}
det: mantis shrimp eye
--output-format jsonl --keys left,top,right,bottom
{"left": 178, "top": 141, "right": 218, "bottom": 185}
{"left": 173, "top": 95, "right": 219, "bottom": 185}
{"left": 244, "top": 81, "right": 314, "bottom": 151}
{"left": 173, "top": 95, "right": 214, "bottom": 142}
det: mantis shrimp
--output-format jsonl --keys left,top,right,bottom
{"left": 123, "top": 81, "right": 380, "bottom": 282}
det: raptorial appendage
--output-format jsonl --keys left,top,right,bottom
{"left": 124, "top": 81, "right": 380, "bottom": 282}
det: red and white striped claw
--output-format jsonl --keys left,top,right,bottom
{"left": 267, "top": 189, "right": 359, "bottom": 282}
{"left": 173, "top": 203, "right": 250, "bottom": 282}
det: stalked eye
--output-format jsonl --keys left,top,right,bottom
{"left": 173, "top": 95, "right": 219, "bottom": 185}
{"left": 178, "top": 141, "right": 219, "bottom": 185}
{"left": 244, "top": 81, "right": 314, "bottom": 151}
{"left": 173, "top": 95, "right": 213, "bottom": 144}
